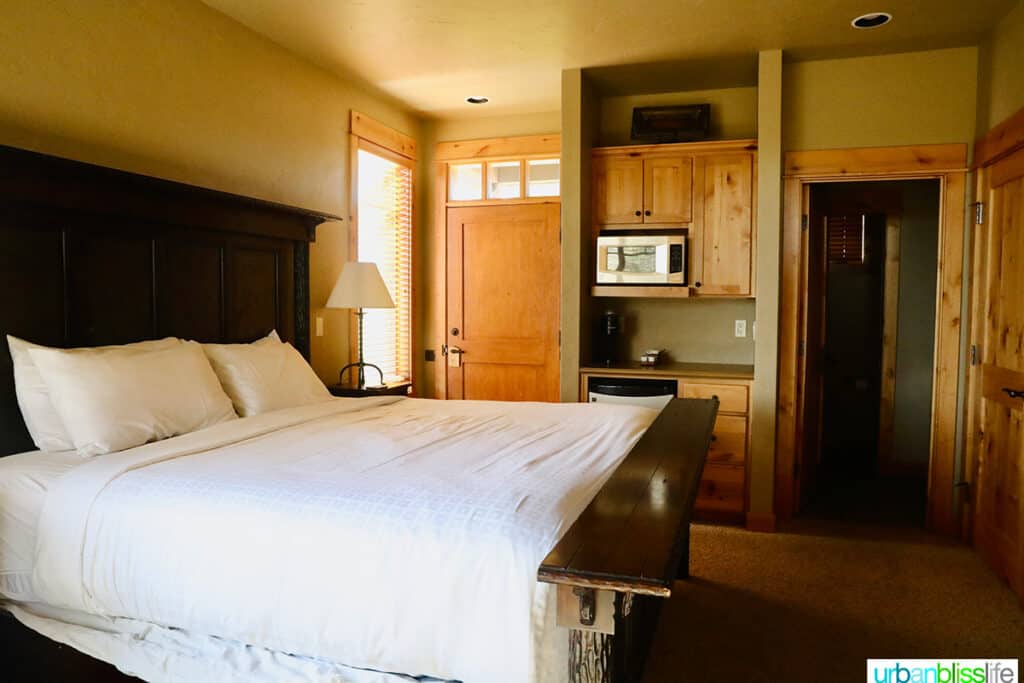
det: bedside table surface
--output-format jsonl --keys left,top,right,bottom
{"left": 328, "top": 381, "right": 411, "bottom": 397}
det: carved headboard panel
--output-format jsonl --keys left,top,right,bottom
{"left": 0, "top": 144, "right": 339, "bottom": 456}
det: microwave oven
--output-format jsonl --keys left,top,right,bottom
{"left": 596, "top": 233, "right": 686, "bottom": 285}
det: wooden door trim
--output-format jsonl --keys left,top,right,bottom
{"left": 776, "top": 144, "right": 968, "bottom": 536}
{"left": 974, "top": 106, "right": 1024, "bottom": 169}
{"left": 434, "top": 134, "right": 560, "bottom": 162}
{"left": 784, "top": 144, "right": 968, "bottom": 178}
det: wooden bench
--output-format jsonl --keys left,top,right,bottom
{"left": 538, "top": 397, "right": 718, "bottom": 683}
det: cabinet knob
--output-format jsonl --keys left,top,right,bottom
{"left": 634, "top": 210, "right": 642, "bottom": 217}
{"left": 644, "top": 210, "right": 651, "bottom": 216}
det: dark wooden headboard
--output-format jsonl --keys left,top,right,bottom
{"left": 0, "top": 144, "right": 340, "bottom": 456}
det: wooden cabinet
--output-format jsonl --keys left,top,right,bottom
{"left": 579, "top": 369, "right": 751, "bottom": 524}
{"left": 592, "top": 140, "right": 756, "bottom": 298}
{"left": 684, "top": 381, "right": 749, "bottom": 521}
{"left": 594, "top": 156, "right": 643, "bottom": 224}
{"left": 594, "top": 154, "right": 692, "bottom": 225}
{"left": 693, "top": 154, "right": 754, "bottom": 296}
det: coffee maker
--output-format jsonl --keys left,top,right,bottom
{"left": 593, "top": 310, "right": 621, "bottom": 366}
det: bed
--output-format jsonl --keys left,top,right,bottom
{"left": 0, "top": 144, "right": 717, "bottom": 683}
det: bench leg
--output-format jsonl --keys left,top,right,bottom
{"left": 676, "top": 522, "right": 691, "bottom": 580}
{"left": 569, "top": 629, "right": 613, "bottom": 683}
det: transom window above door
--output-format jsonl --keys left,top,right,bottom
{"left": 447, "top": 157, "right": 559, "bottom": 202}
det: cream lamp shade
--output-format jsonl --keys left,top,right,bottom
{"left": 326, "top": 261, "right": 394, "bottom": 309}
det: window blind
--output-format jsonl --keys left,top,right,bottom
{"left": 356, "top": 148, "right": 413, "bottom": 383}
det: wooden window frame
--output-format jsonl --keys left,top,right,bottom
{"left": 349, "top": 111, "right": 417, "bottom": 390}
{"left": 775, "top": 143, "right": 968, "bottom": 536}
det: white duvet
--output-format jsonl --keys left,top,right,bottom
{"left": 30, "top": 397, "right": 655, "bottom": 682}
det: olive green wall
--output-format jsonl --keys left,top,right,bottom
{"left": 751, "top": 49, "right": 784, "bottom": 521}
{"left": 977, "top": 0, "right": 1024, "bottom": 134}
{"left": 0, "top": 0, "right": 422, "bottom": 384}
{"left": 598, "top": 87, "right": 758, "bottom": 146}
{"left": 783, "top": 47, "right": 978, "bottom": 151}
{"left": 612, "top": 299, "right": 755, "bottom": 364}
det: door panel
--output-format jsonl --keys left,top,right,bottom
{"left": 446, "top": 204, "right": 560, "bottom": 402}
{"left": 643, "top": 156, "right": 692, "bottom": 223}
{"left": 594, "top": 157, "right": 643, "bottom": 225}
{"left": 972, "top": 149, "right": 1024, "bottom": 600}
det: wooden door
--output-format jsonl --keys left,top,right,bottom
{"left": 445, "top": 203, "right": 560, "bottom": 402}
{"left": 594, "top": 156, "right": 643, "bottom": 225}
{"left": 971, "top": 147, "right": 1024, "bottom": 600}
{"left": 699, "top": 153, "right": 754, "bottom": 295}
{"left": 643, "top": 156, "right": 692, "bottom": 224}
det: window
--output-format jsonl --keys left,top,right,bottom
{"left": 351, "top": 113, "right": 416, "bottom": 385}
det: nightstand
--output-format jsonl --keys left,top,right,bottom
{"left": 327, "top": 381, "right": 412, "bottom": 398}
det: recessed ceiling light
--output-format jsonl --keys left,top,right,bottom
{"left": 465, "top": 96, "right": 489, "bottom": 105}
{"left": 851, "top": 12, "right": 892, "bottom": 29}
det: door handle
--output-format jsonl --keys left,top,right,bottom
{"left": 1002, "top": 387, "right": 1024, "bottom": 400}
{"left": 448, "top": 346, "right": 464, "bottom": 368}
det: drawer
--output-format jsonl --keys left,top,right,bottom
{"left": 695, "top": 463, "right": 745, "bottom": 514}
{"left": 707, "top": 414, "right": 747, "bottom": 466}
{"left": 682, "top": 382, "right": 748, "bottom": 414}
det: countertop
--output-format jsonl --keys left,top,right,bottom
{"left": 579, "top": 361, "right": 755, "bottom": 381}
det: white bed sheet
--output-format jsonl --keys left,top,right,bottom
{"left": 27, "top": 396, "right": 656, "bottom": 683}
{"left": 0, "top": 448, "right": 80, "bottom": 600}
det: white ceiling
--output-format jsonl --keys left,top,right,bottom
{"left": 201, "top": 0, "right": 1014, "bottom": 120}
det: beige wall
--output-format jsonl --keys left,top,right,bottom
{"left": 977, "top": 0, "right": 1024, "bottom": 134}
{"left": 598, "top": 86, "right": 758, "bottom": 147}
{"left": 418, "top": 111, "right": 562, "bottom": 396}
{"left": 0, "top": 0, "right": 422, "bottom": 383}
{"left": 783, "top": 48, "right": 978, "bottom": 151}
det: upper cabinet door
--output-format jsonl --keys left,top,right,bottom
{"left": 643, "top": 156, "right": 693, "bottom": 224}
{"left": 594, "top": 156, "right": 644, "bottom": 224}
{"left": 701, "top": 153, "right": 754, "bottom": 296}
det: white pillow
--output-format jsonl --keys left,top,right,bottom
{"left": 28, "top": 341, "right": 237, "bottom": 457}
{"left": 202, "top": 341, "right": 330, "bottom": 417}
{"left": 7, "top": 335, "right": 181, "bottom": 452}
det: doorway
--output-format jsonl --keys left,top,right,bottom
{"left": 775, "top": 143, "right": 968, "bottom": 535}
{"left": 432, "top": 134, "right": 562, "bottom": 401}
{"left": 801, "top": 181, "right": 941, "bottom": 526}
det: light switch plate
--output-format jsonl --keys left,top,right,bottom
{"left": 735, "top": 320, "right": 747, "bottom": 338}
{"left": 315, "top": 316, "right": 324, "bottom": 337}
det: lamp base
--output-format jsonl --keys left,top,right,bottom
{"left": 339, "top": 361, "right": 385, "bottom": 390}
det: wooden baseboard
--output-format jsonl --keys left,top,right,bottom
{"left": 745, "top": 511, "right": 776, "bottom": 533}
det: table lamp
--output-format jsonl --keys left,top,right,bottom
{"left": 325, "top": 261, "right": 394, "bottom": 389}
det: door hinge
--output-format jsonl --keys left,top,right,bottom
{"left": 801, "top": 215, "right": 809, "bottom": 231}
{"left": 441, "top": 344, "right": 448, "bottom": 357}
{"left": 973, "top": 202, "right": 985, "bottom": 225}
{"left": 798, "top": 340, "right": 806, "bottom": 356}
{"left": 558, "top": 330, "right": 561, "bottom": 347}
{"left": 970, "top": 344, "right": 978, "bottom": 366}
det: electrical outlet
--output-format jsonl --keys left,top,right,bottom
{"left": 735, "top": 320, "right": 747, "bottom": 338}
{"left": 315, "top": 316, "right": 324, "bottom": 337}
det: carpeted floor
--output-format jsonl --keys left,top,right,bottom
{"left": 642, "top": 520, "right": 1024, "bottom": 682}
